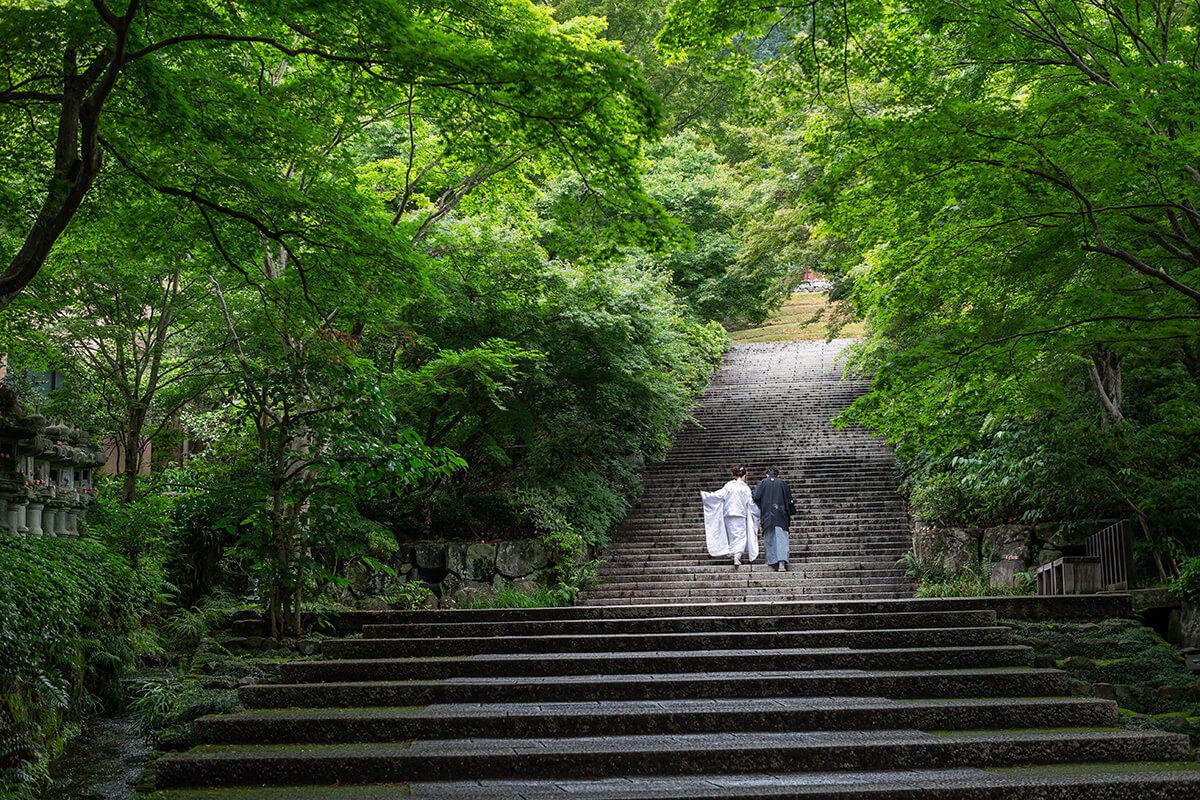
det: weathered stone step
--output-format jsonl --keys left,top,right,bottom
{"left": 594, "top": 567, "right": 908, "bottom": 580}
{"left": 584, "top": 582, "right": 912, "bottom": 597}
{"left": 157, "top": 764, "right": 1200, "bottom": 799}
{"left": 281, "top": 645, "right": 1033, "bottom": 682}
{"left": 598, "top": 556, "right": 906, "bottom": 568}
{"left": 587, "top": 585, "right": 914, "bottom": 597}
{"left": 596, "top": 561, "right": 906, "bottom": 573}
{"left": 360, "top": 610, "right": 997, "bottom": 639}
{"left": 155, "top": 729, "right": 1191, "bottom": 787}
{"left": 590, "top": 573, "right": 913, "bottom": 587}
{"left": 583, "top": 593, "right": 915, "bottom": 605}
{"left": 615, "top": 517, "right": 907, "bottom": 528}
{"left": 196, "top": 697, "right": 1117, "bottom": 745}
{"left": 592, "top": 578, "right": 916, "bottom": 592}
{"left": 294, "top": 595, "right": 1131, "bottom": 631}
{"left": 577, "top": 592, "right": 914, "bottom": 605}
{"left": 240, "top": 667, "right": 1071, "bottom": 709}
{"left": 604, "top": 541, "right": 910, "bottom": 554}
{"left": 328, "top": 626, "right": 1010, "bottom": 658}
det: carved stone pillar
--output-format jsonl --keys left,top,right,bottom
{"left": 26, "top": 502, "right": 44, "bottom": 536}
{"left": 53, "top": 507, "right": 70, "bottom": 536}
{"left": 12, "top": 500, "right": 27, "bottom": 535}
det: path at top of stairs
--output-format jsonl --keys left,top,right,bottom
{"left": 580, "top": 339, "right": 913, "bottom": 606}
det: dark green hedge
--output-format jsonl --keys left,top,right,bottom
{"left": 1, "top": 535, "right": 139, "bottom": 793}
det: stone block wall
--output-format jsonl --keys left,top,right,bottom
{"left": 334, "top": 536, "right": 584, "bottom": 609}
{"left": 912, "top": 519, "right": 1122, "bottom": 588}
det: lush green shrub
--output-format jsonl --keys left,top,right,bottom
{"left": 1172, "top": 557, "right": 1200, "bottom": 604}
{"left": 386, "top": 582, "right": 433, "bottom": 609}
{"left": 456, "top": 584, "right": 571, "bottom": 609}
{"left": 0, "top": 536, "right": 139, "bottom": 798}
{"left": 898, "top": 548, "right": 1034, "bottom": 598}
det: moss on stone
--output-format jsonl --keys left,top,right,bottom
{"left": 1003, "top": 617, "right": 1200, "bottom": 739}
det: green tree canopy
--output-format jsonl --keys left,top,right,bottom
{"left": 0, "top": 0, "right": 665, "bottom": 311}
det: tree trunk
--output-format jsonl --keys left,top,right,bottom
{"left": 1087, "top": 347, "right": 1124, "bottom": 426}
{"left": 120, "top": 407, "right": 146, "bottom": 505}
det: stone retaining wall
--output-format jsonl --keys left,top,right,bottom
{"left": 912, "top": 519, "right": 1123, "bottom": 588}
{"left": 332, "top": 536, "right": 589, "bottom": 609}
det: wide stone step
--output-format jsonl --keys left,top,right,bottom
{"left": 297, "top": 595, "right": 1132, "bottom": 628}
{"left": 598, "top": 557, "right": 907, "bottom": 569}
{"left": 595, "top": 567, "right": 909, "bottom": 581}
{"left": 240, "top": 667, "right": 1072, "bottom": 709}
{"left": 589, "top": 578, "right": 913, "bottom": 593}
{"left": 580, "top": 582, "right": 907, "bottom": 594}
{"left": 196, "top": 696, "right": 1117, "bottom": 745}
{"left": 282, "top": 645, "right": 1033, "bottom": 682}
{"left": 155, "top": 729, "right": 1191, "bottom": 787}
{"left": 327, "top": 626, "right": 1010, "bottom": 658}
{"left": 591, "top": 572, "right": 913, "bottom": 586}
{"left": 583, "top": 583, "right": 913, "bottom": 598}
{"left": 577, "top": 591, "right": 915, "bottom": 605}
{"left": 603, "top": 542, "right": 911, "bottom": 555}
{"left": 360, "top": 610, "right": 997, "bottom": 638}
{"left": 615, "top": 519, "right": 907, "bottom": 530}
{"left": 158, "top": 765, "right": 1200, "bottom": 799}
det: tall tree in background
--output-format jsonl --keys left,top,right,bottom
{"left": 659, "top": 0, "right": 1200, "bottom": 395}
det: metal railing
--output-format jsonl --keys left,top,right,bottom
{"left": 1086, "top": 519, "right": 1136, "bottom": 591}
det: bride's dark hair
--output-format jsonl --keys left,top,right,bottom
{"left": 731, "top": 465, "right": 748, "bottom": 479}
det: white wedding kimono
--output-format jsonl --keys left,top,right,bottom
{"left": 701, "top": 479, "right": 760, "bottom": 561}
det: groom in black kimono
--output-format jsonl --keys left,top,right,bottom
{"left": 753, "top": 467, "right": 796, "bottom": 571}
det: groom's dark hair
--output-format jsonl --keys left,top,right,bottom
{"left": 766, "top": 467, "right": 780, "bottom": 477}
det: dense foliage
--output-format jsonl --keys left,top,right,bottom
{"left": 0, "top": 537, "right": 139, "bottom": 794}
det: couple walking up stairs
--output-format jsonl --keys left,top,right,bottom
{"left": 155, "top": 341, "right": 1200, "bottom": 798}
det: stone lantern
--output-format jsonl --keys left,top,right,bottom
{"left": 0, "top": 389, "right": 104, "bottom": 538}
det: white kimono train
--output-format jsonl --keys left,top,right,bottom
{"left": 701, "top": 479, "right": 760, "bottom": 561}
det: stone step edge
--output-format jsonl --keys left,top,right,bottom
{"left": 154, "top": 729, "right": 1191, "bottom": 788}
{"left": 194, "top": 697, "right": 1118, "bottom": 745}
{"left": 358, "top": 610, "right": 999, "bottom": 636}
{"left": 153, "top": 763, "right": 1200, "bottom": 800}
{"left": 298, "top": 595, "right": 1132, "bottom": 629}
{"left": 241, "top": 667, "right": 1072, "bottom": 707}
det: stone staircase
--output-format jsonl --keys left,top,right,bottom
{"left": 581, "top": 340, "right": 913, "bottom": 606}
{"left": 155, "top": 599, "right": 1200, "bottom": 797}
{"left": 152, "top": 339, "right": 1200, "bottom": 796}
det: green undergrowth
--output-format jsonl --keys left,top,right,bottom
{"left": 899, "top": 551, "right": 1036, "bottom": 598}
{"left": 131, "top": 637, "right": 262, "bottom": 751}
{"left": 1005, "top": 618, "right": 1200, "bottom": 742}
{"left": 452, "top": 584, "right": 573, "bottom": 609}
{"left": 0, "top": 536, "right": 142, "bottom": 799}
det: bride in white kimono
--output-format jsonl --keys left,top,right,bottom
{"left": 701, "top": 465, "right": 760, "bottom": 567}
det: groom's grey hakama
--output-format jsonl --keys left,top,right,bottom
{"left": 753, "top": 475, "right": 796, "bottom": 566}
